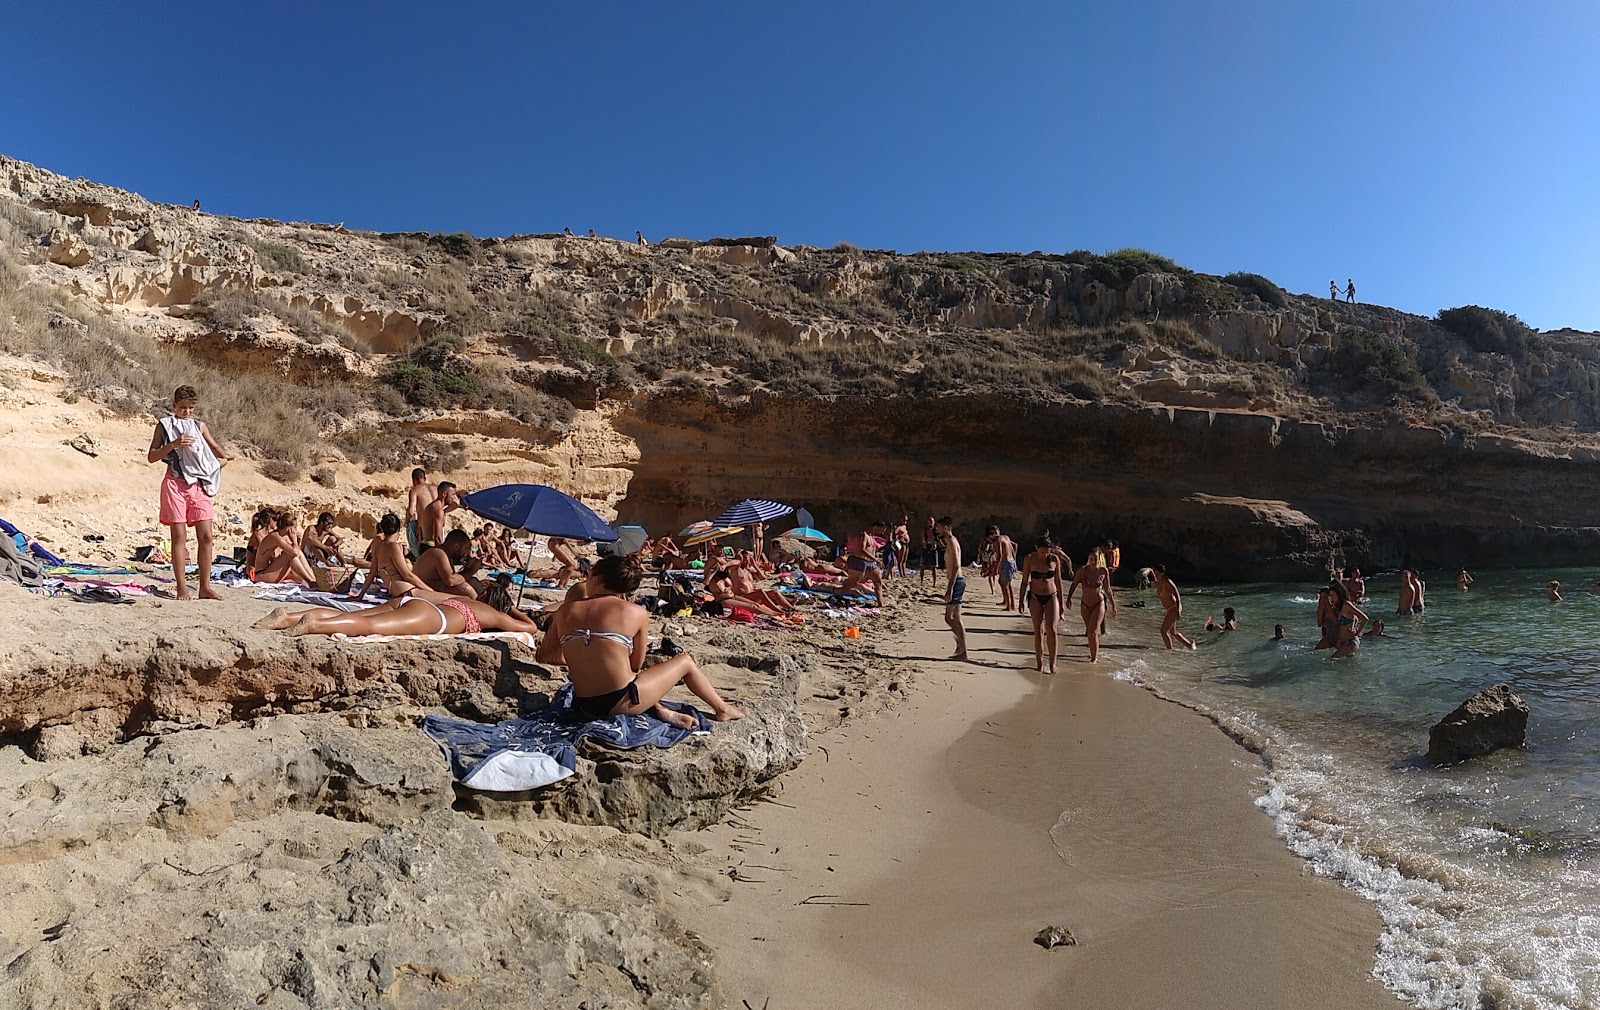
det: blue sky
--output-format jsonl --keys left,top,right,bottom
{"left": 5, "top": 1, "right": 1597, "bottom": 329}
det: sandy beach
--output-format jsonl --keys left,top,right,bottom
{"left": 686, "top": 589, "right": 1408, "bottom": 1009}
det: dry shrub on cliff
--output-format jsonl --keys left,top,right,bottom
{"left": 189, "top": 288, "right": 367, "bottom": 355}
{"left": 334, "top": 427, "right": 469, "bottom": 474}
{"left": 247, "top": 240, "right": 306, "bottom": 274}
{"left": 0, "top": 246, "right": 333, "bottom": 465}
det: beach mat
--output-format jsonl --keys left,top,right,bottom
{"left": 422, "top": 684, "right": 710, "bottom": 792}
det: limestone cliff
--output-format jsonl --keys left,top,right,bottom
{"left": 4, "top": 152, "right": 1598, "bottom": 579}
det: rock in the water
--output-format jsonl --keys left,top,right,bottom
{"left": 1427, "top": 683, "right": 1528, "bottom": 765}
{"left": 1034, "top": 925, "right": 1077, "bottom": 949}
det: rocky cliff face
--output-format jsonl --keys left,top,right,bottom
{"left": 4, "top": 152, "right": 1599, "bottom": 579}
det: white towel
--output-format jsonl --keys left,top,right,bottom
{"left": 161, "top": 415, "right": 222, "bottom": 497}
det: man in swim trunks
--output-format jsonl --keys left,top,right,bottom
{"left": 1152, "top": 565, "right": 1196, "bottom": 650}
{"left": 994, "top": 526, "right": 1018, "bottom": 611}
{"left": 421, "top": 481, "right": 461, "bottom": 548}
{"left": 146, "top": 384, "right": 230, "bottom": 601}
{"left": 938, "top": 516, "right": 967, "bottom": 661}
{"left": 413, "top": 529, "right": 476, "bottom": 598}
{"left": 842, "top": 522, "right": 888, "bottom": 603}
{"left": 405, "top": 468, "right": 437, "bottom": 559}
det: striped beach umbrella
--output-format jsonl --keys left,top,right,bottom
{"left": 712, "top": 499, "right": 793, "bottom": 526}
{"left": 683, "top": 525, "right": 744, "bottom": 547}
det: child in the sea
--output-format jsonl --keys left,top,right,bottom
{"left": 1205, "top": 608, "right": 1237, "bottom": 632}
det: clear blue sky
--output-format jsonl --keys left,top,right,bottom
{"left": 5, "top": 1, "right": 1597, "bottom": 329}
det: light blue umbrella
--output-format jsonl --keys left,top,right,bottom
{"left": 779, "top": 526, "right": 832, "bottom": 543}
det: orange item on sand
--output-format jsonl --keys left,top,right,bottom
{"left": 843, "top": 626, "right": 860, "bottom": 638}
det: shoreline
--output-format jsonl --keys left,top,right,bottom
{"left": 683, "top": 588, "right": 1407, "bottom": 1008}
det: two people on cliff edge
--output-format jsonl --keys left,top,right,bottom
{"left": 1331, "top": 278, "right": 1356, "bottom": 303}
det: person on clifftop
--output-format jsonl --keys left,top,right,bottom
{"left": 146, "top": 384, "right": 229, "bottom": 600}
{"left": 1346, "top": 278, "right": 1357, "bottom": 303}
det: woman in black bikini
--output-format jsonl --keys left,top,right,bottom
{"left": 1016, "top": 536, "right": 1064, "bottom": 674}
{"left": 1327, "top": 581, "right": 1369, "bottom": 658}
{"left": 1066, "top": 550, "right": 1116, "bottom": 663}
{"left": 535, "top": 555, "right": 745, "bottom": 726}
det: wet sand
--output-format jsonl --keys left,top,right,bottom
{"left": 687, "top": 589, "right": 1406, "bottom": 1009}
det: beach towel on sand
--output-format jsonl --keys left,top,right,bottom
{"left": 422, "top": 684, "right": 711, "bottom": 792}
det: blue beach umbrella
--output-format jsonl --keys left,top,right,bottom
{"left": 779, "top": 526, "right": 832, "bottom": 543}
{"left": 460, "top": 484, "right": 618, "bottom": 541}
{"left": 460, "top": 484, "right": 617, "bottom": 605}
{"left": 712, "top": 499, "right": 793, "bottom": 526}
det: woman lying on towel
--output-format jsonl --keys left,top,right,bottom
{"left": 254, "top": 580, "right": 540, "bottom": 637}
{"left": 535, "top": 555, "right": 745, "bottom": 728}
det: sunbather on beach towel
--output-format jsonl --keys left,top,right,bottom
{"left": 706, "top": 570, "right": 791, "bottom": 620}
{"left": 256, "top": 582, "right": 540, "bottom": 637}
{"left": 534, "top": 555, "right": 744, "bottom": 728}
{"left": 727, "top": 560, "right": 797, "bottom": 614}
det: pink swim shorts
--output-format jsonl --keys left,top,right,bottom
{"left": 159, "top": 474, "right": 214, "bottom": 526}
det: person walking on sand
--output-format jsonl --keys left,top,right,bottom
{"left": 1458, "top": 568, "right": 1474, "bottom": 592}
{"left": 1152, "top": 565, "right": 1196, "bottom": 650}
{"left": 405, "top": 468, "right": 437, "bottom": 559}
{"left": 1066, "top": 549, "right": 1115, "bottom": 663}
{"left": 146, "top": 384, "right": 228, "bottom": 600}
{"left": 1017, "top": 535, "right": 1062, "bottom": 674}
{"left": 937, "top": 516, "right": 968, "bottom": 661}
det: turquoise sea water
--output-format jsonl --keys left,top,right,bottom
{"left": 1106, "top": 568, "right": 1600, "bottom": 1010}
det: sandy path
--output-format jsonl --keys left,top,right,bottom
{"left": 685, "top": 582, "right": 1407, "bottom": 1009}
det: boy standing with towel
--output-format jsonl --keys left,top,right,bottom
{"left": 146, "top": 384, "right": 228, "bottom": 600}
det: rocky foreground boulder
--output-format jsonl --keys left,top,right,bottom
{"left": 1427, "top": 683, "right": 1529, "bottom": 765}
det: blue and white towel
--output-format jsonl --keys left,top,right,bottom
{"left": 421, "top": 684, "right": 712, "bottom": 791}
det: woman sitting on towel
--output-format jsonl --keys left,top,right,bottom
{"left": 255, "top": 578, "right": 541, "bottom": 638}
{"left": 255, "top": 512, "right": 318, "bottom": 586}
{"left": 535, "top": 555, "right": 745, "bottom": 727}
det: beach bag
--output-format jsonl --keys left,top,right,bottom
{"left": 0, "top": 535, "right": 43, "bottom": 588}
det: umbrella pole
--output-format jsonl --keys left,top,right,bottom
{"left": 516, "top": 540, "right": 535, "bottom": 609}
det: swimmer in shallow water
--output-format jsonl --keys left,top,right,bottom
{"left": 1272, "top": 624, "right": 1286, "bottom": 641}
{"left": 1457, "top": 569, "right": 1474, "bottom": 592}
{"left": 1549, "top": 580, "right": 1564, "bottom": 602}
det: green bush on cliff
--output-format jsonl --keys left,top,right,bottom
{"left": 1223, "top": 272, "right": 1288, "bottom": 309}
{"left": 428, "top": 232, "right": 479, "bottom": 259}
{"left": 1436, "top": 305, "right": 1544, "bottom": 358}
{"left": 1064, "top": 248, "right": 1183, "bottom": 287}
{"left": 1328, "top": 328, "right": 1433, "bottom": 403}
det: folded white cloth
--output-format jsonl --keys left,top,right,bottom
{"left": 160, "top": 415, "right": 223, "bottom": 497}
